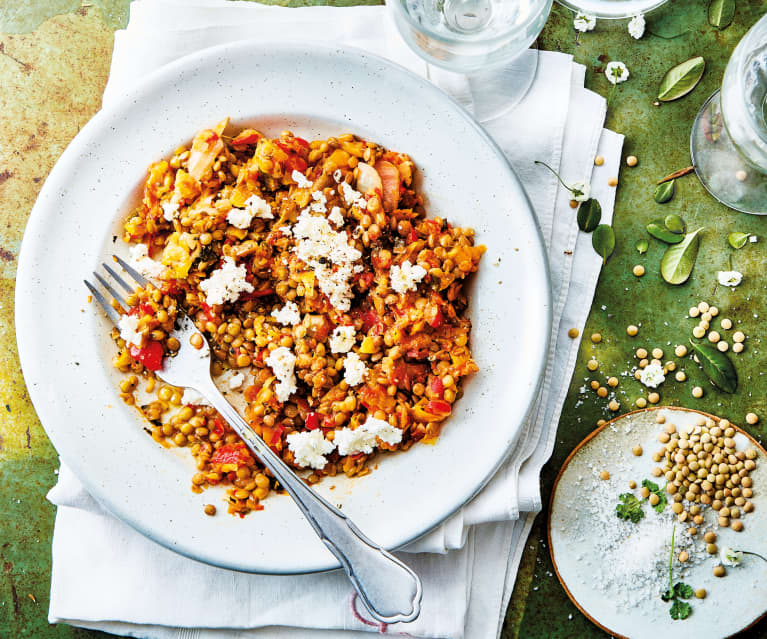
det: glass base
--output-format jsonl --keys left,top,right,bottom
{"left": 690, "top": 90, "right": 767, "bottom": 216}
{"left": 427, "top": 46, "right": 539, "bottom": 123}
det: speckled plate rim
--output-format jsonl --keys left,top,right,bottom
{"left": 547, "top": 406, "right": 767, "bottom": 639}
{"left": 16, "top": 40, "right": 552, "bottom": 574}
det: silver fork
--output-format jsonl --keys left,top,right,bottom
{"left": 85, "top": 255, "right": 422, "bottom": 624}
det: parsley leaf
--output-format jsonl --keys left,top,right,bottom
{"left": 661, "top": 588, "right": 674, "bottom": 602}
{"left": 670, "top": 599, "right": 692, "bottom": 620}
{"left": 674, "top": 583, "right": 694, "bottom": 599}
{"left": 616, "top": 493, "right": 644, "bottom": 523}
{"left": 642, "top": 479, "right": 668, "bottom": 513}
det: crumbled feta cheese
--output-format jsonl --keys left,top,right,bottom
{"left": 292, "top": 170, "right": 313, "bottom": 189}
{"left": 339, "top": 182, "right": 367, "bottom": 210}
{"left": 128, "top": 243, "right": 165, "bottom": 278}
{"left": 573, "top": 12, "right": 596, "bottom": 32}
{"left": 639, "top": 362, "right": 665, "bottom": 388}
{"left": 278, "top": 225, "right": 293, "bottom": 237}
{"left": 227, "top": 195, "right": 273, "bottom": 228}
{"left": 605, "top": 61, "right": 629, "bottom": 84}
{"left": 292, "top": 209, "right": 363, "bottom": 311}
{"left": 333, "top": 169, "right": 343, "bottom": 183}
{"left": 343, "top": 352, "right": 367, "bottom": 386}
{"left": 181, "top": 388, "right": 211, "bottom": 406}
{"left": 310, "top": 190, "right": 327, "bottom": 214}
{"left": 199, "top": 256, "right": 254, "bottom": 306}
{"left": 271, "top": 300, "right": 301, "bottom": 326}
{"left": 329, "top": 326, "right": 356, "bottom": 353}
{"left": 628, "top": 14, "right": 645, "bottom": 39}
{"left": 717, "top": 270, "right": 743, "bottom": 287}
{"left": 334, "top": 416, "right": 403, "bottom": 456}
{"left": 118, "top": 313, "right": 143, "bottom": 346}
{"left": 328, "top": 206, "right": 344, "bottom": 227}
{"left": 389, "top": 260, "right": 427, "bottom": 294}
{"left": 228, "top": 372, "right": 245, "bottom": 390}
{"left": 287, "top": 430, "right": 336, "bottom": 469}
{"left": 161, "top": 198, "right": 180, "bottom": 221}
{"left": 265, "top": 346, "right": 297, "bottom": 402}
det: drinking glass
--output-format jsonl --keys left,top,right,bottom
{"left": 555, "top": 0, "right": 668, "bottom": 18}
{"left": 387, "top": 0, "right": 553, "bottom": 122}
{"left": 690, "top": 13, "right": 767, "bottom": 215}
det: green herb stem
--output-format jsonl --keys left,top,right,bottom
{"left": 534, "top": 160, "right": 574, "bottom": 194}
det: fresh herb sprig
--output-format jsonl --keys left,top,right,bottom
{"left": 615, "top": 479, "right": 667, "bottom": 522}
{"left": 661, "top": 526, "right": 694, "bottom": 620}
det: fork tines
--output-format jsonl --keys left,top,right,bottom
{"left": 84, "top": 255, "right": 151, "bottom": 326}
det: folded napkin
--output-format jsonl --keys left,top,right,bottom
{"left": 47, "top": 2, "right": 624, "bottom": 637}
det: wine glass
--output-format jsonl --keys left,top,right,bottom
{"left": 690, "top": 13, "right": 767, "bottom": 215}
{"left": 387, "top": 0, "right": 553, "bottom": 122}
{"left": 555, "top": 0, "right": 668, "bottom": 18}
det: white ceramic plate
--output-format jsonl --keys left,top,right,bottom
{"left": 550, "top": 407, "right": 767, "bottom": 638}
{"left": 16, "top": 42, "right": 550, "bottom": 574}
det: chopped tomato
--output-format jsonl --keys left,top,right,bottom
{"left": 359, "top": 309, "right": 383, "bottom": 335}
{"left": 429, "top": 377, "right": 444, "bottom": 397}
{"left": 426, "top": 399, "right": 452, "bottom": 417}
{"left": 231, "top": 130, "right": 261, "bottom": 146}
{"left": 210, "top": 418, "right": 226, "bottom": 437}
{"left": 201, "top": 302, "right": 218, "bottom": 322}
{"left": 129, "top": 303, "right": 154, "bottom": 317}
{"left": 128, "top": 341, "right": 164, "bottom": 371}
{"left": 261, "top": 425, "right": 285, "bottom": 447}
{"left": 209, "top": 443, "right": 252, "bottom": 467}
{"left": 240, "top": 287, "right": 274, "bottom": 300}
{"left": 427, "top": 306, "right": 444, "bottom": 328}
{"left": 358, "top": 383, "right": 397, "bottom": 413}
{"left": 305, "top": 412, "right": 321, "bottom": 430}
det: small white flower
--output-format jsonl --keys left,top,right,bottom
{"left": 639, "top": 362, "right": 665, "bottom": 388}
{"left": 720, "top": 547, "right": 743, "bottom": 566}
{"left": 574, "top": 12, "right": 596, "bottom": 32}
{"left": 717, "top": 270, "right": 743, "bottom": 287}
{"left": 569, "top": 181, "right": 591, "bottom": 202}
{"left": 628, "top": 14, "right": 645, "bottom": 39}
{"left": 605, "top": 61, "right": 630, "bottom": 84}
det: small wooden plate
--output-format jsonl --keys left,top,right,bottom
{"left": 548, "top": 407, "right": 767, "bottom": 639}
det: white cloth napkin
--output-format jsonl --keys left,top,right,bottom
{"left": 46, "top": 2, "right": 624, "bottom": 637}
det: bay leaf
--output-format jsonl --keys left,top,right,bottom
{"left": 647, "top": 218, "right": 685, "bottom": 244}
{"left": 709, "top": 0, "right": 736, "bottom": 30}
{"left": 728, "top": 231, "right": 749, "bottom": 249}
{"left": 654, "top": 180, "right": 676, "bottom": 203}
{"left": 664, "top": 213, "right": 686, "bottom": 234}
{"left": 577, "top": 198, "right": 602, "bottom": 233}
{"left": 636, "top": 239, "right": 649, "bottom": 254}
{"left": 658, "top": 57, "right": 706, "bottom": 102}
{"left": 592, "top": 224, "right": 615, "bottom": 265}
{"left": 660, "top": 228, "right": 703, "bottom": 284}
{"left": 690, "top": 341, "right": 738, "bottom": 393}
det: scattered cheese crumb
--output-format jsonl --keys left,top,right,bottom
{"left": 339, "top": 182, "right": 367, "bottom": 210}
{"left": 182, "top": 388, "right": 210, "bottom": 406}
{"left": 271, "top": 301, "right": 302, "bottom": 326}
{"left": 292, "top": 170, "right": 312, "bottom": 189}
{"left": 128, "top": 243, "right": 165, "bottom": 278}
{"left": 343, "top": 352, "right": 367, "bottom": 386}
{"left": 265, "top": 346, "right": 297, "bottom": 402}
{"left": 328, "top": 206, "right": 344, "bottom": 227}
{"left": 329, "top": 325, "right": 356, "bottom": 353}
{"left": 287, "top": 430, "right": 336, "bottom": 469}
{"left": 334, "top": 416, "right": 403, "bottom": 456}
{"left": 228, "top": 372, "right": 245, "bottom": 390}
{"left": 227, "top": 195, "right": 273, "bottom": 228}
{"left": 161, "top": 198, "right": 180, "bottom": 221}
{"left": 199, "top": 256, "right": 254, "bottom": 306}
{"left": 118, "top": 314, "right": 142, "bottom": 347}
{"left": 390, "top": 260, "right": 427, "bottom": 294}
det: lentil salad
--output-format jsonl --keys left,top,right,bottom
{"left": 109, "top": 119, "right": 486, "bottom": 516}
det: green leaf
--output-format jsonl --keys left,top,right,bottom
{"left": 661, "top": 588, "right": 675, "bottom": 602}
{"left": 658, "top": 57, "right": 706, "bottom": 102}
{"left": 690, "top": 341, "right": 738, "bottom": 393}
{"left": 674, "top": 583, "right": 694, "bottom": 599}
{"left": 660, "top": 228, "right": 703, "bottom": 284}
{"left": 592, "top": 224, "right": 615, "bottom": 265}
{"left": 664, "top": 213, "right": 686, "bottom": 234}
{"left": 642, "top": 479, "right": 668, "bottom": 513}
{"left": 636, "top": 239, "right": 649, "bottom": 254}
{"left": 654, "top": 180, "right": 676, "bottom": 204}
{"left": 647, "top": 218, "right": 685, "bottom": 244}
{"left": 709, "top": 0, "right": 735, "bottom": 29}
{"left": 616, "top": 493, "right": 644, "bottom": 523}
{"left": 728, "top": 231, "right": 750, "bottom": 249}
{"left": 670, "top": 599, "right": 692, "bottom": 620}
{"left": 577, "top": 198, "right": 602, "bottom": 233}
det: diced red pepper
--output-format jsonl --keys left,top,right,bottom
{"left": 231, "top": 131, "right": 261, "bottom": 146}
{"left": 209, "top": 443, "right": 251, "bottom": 467}
{"left": 429, "top": 377, "right": 444, "bottom": 397}
{"left": 428, "top": 306, "right": 444, "bottom": 328}
{"left": 305, "top": 412, "right": 321, "bottom": 430}
{"left": 426, "top": 399, "right": 452, "bottom": 417}
{"left": 210, "top": 418, "right": 226, "bottom": 437}
{"left": 129, "top": 303, "right": 155, "bottom": 317}
{"left": 359, "top": 309, "right": 382, "bottom": 335}
{"left": 408, "top": 228, "right": 418, "bottom": 244}
{"left": 128, "top": 340, "right": 164, "bottom": 371}
{"left": 201, "top": 302, "right": 218, "bottom": 322}
{"left": 240, "top": 287, "right": 274, "bottom": 300}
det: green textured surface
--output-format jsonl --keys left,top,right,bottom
{"left": 0, "top": 1, "right": 766, "bottom": 637}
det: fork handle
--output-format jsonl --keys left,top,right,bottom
{"left": 199, "top": 382, "right": 423, "bottom": 624}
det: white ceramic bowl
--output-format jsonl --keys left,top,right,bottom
{"left": 16, "top": 42, "right": 550, "bottom": 574}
